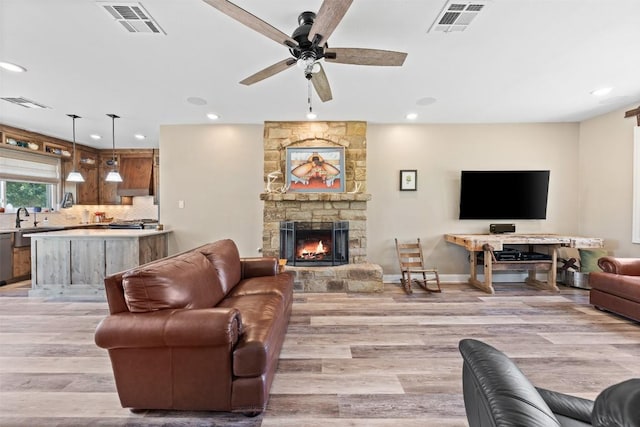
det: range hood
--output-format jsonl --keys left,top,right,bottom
{"left": 117, "top": 157, "right": 153, "bottom": 196}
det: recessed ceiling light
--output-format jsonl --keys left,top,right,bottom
{"left": 406, "top": 113, "right": 418, "bottom": 120}
{"left": 0, "top": 61, "right": 27, "bottom": 72}
{"left": 90, "top": 134, "right": 102, "bottom": 140}
{"left": 134, "top": 133, "right": 145, "bottom": 140}
{"left": 206, "top": 113, "right": 219, "bottom": 120}
{"left": 590, "top": 87, "right": 612, "bottom": 97}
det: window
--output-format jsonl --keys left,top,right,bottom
{"left": 0, "top": 148, "right": 60, "bottom": 212}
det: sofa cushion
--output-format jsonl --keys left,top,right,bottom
{"left": 589, "top": 273, "right": 640, "bottom": 304}
{"left": 199, "top": 239, "right": 242, "bottom": 294}
{"left": 122, "top": 251, "right": 225, "bottom": 313}
{"left": 218, "top": 294, "right": 289, "bottom": 377}
{"left": 228, "top": 274, "right": 294, "bottom": 302}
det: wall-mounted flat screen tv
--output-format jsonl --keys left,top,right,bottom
{"left": 459, "top": 170, "right": 550, "bottom": 220}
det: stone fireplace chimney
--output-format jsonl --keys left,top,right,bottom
{"left": 260, "top": 121, "right": 371, "bottom": 264}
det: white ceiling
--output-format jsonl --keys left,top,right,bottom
{"left": 1, "top": 0, "right": 639, "bottom": 150}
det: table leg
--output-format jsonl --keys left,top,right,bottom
{"left": 524, "top": 245, "right": 560, "bottom": 292}
{"left": 468, "top": 249, "right": 494, "bottom": 294}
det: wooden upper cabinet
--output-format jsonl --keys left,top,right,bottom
{"left": 1, "top": 125, "right": 159, "bottom": 205}
{"left": 99, "top": 152, "right": 120, "bottom": 205}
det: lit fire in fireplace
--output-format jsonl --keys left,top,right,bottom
{"left": 297, "top": 240, "right": 330, "bottom": 260}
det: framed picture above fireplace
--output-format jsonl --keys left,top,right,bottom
{"left": 286, "top": 147, "right": 345, "bottom": 192}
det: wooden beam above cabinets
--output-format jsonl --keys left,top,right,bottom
{"left": 625, "top": 105, "right": 640, "bottom": 126}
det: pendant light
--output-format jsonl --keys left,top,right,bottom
{"left": 65, "top": 114, "right": 85, "bottom": 182}
{"left": 105, "top": 114, "right": 123, "bottom": 182}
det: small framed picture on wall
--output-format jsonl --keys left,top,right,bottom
{"left": 400, "top": 170, "right": 417, "bottom": 191}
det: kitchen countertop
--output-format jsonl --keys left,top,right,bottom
{"left": 24, "top": 228, "right": 170, "bottom": 238}
{"left": 0, "top": 223, "right": 108, "bottom": 234}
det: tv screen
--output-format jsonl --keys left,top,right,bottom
{"left": 459, "top": 170, "right": 550, "bottom": 220}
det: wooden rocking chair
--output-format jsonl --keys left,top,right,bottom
{"left": 395, "top": 238, "right": 441, "bottom": 294}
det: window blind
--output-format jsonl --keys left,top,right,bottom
{"left": 0, "top": 147, "right": 60, "bottom": 183}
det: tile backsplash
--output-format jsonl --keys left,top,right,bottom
{"left": 0, "top": 196, "right": 158, "bottom": 229}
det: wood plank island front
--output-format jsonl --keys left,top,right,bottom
{"left": 27, "top": 228, "right": 170, "bottom": 299}
{"left": 445, "top": 233, "right": 604, "bottom": 294}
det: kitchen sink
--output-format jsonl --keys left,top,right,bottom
{"left": 13, "top": 227, "right": 65, "bottom": 248}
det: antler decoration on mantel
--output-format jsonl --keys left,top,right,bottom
{"left": 265, "top": 171, "right": 290, "bottom": 193}
{"left": 348, "top": 182, "right": 362, "bottom": 194}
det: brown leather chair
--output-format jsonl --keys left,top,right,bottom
{"left": 590, "top": 257, "right": 640, "bottom": 322}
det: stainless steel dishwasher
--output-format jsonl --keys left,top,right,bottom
{"left": 0, "top": 233, "right": 12, "bottom": 285}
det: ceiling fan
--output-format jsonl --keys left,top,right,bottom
{"left": 202, "top": 0, "right": 408, "bottom": 102}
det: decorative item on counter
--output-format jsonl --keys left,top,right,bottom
{"left": 94, "top": 212, "right": 105, "bottom": 223}
{"left": 156, "top": 224, "right": 164, "bottom": 231}
{"left": 82, "top": 209, "right": 89, "bottom": 224}
{"left": 61, "top": 192, "right": 74, "bottom": 208}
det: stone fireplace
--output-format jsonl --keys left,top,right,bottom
{"left": 260, "top": 121, "right": 382, "bottom": 292}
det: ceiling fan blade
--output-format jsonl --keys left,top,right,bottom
{"left": 202, "top": 0, "right": 298, "bottom": 48}
{"left": 308, "top": 0, "right": 354, "bottom": 46}
{"left": 311, "top": 64, "right": 333, "bottom": 102}
{"left": 240, "top": 58, "right": 297, "bottom": 85}
{"left": 325, "top": 48, "right": 407, "bottom": 66}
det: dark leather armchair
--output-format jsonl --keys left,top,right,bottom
{"left": 459, "top": 339, "right": 640, "bottom": 426}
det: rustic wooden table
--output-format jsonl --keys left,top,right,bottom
{"left": 445, "top": 233, "right": 604, "bottom": 294}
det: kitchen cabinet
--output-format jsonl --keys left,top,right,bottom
{"left": 74, "top": 148, "right": 99, "bottom": 205}
{"left": 98, "top": 152, "right": 120, "bottom": 205}
{"left": 1, "top": 125, "right": 159, "bottom": 206}
{"left": 12, "top": 246, "right": 31, "bottom": 278}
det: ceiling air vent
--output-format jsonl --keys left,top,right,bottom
{"left": 428, "top": 1, "right": 488, "bottom": 33}
{"left": 97, "top": 2, "right": 166, "bottom": 34}
{"left": 1, "top": 97, "right": 50, "bottom": 109}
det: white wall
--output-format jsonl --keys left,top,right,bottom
{"left": 366, "top": 123, "right": 581, "bottom": 273}
{"left": 159, "top": 115, "right": 637, "bottom": 274}
{"left": 159, "top": 124, "right": 264, "bottom": 256}
{"left": 578, "top": 106, "right": 640, "bottom": 257}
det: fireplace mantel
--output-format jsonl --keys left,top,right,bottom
{"left": 260, "top": 192, "right": 371, "bottom": 202}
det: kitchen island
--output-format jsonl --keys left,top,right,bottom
{"left": 27, "top": 228, "right": 170, "bottom": 299}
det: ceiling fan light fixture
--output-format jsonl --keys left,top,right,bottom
{"left": 306, "top": 110, "right": 317, "bottom": 120}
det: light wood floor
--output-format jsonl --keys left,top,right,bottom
{"left": 0, "top": 281, "right": 638, "bottom": 426}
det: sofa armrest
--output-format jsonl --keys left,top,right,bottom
{"left": 536, "top": 387, "right": 593, "bottom": 423}
{"left": 598, "top": 256, "right": 640, "bottom": 276}
{"left": 241, "top": 257, "right": 278, "bottom": 278}
{"left": 95, "top": 307, "right": 242, "bottom": 349}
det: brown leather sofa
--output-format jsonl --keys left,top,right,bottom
{"left": 589, "top": 256, "right": 640, "bottom": 322}
{"left": 94, "top": 239, "right": 294, "bottom": 415}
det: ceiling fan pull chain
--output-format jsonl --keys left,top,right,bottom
{"left": 307, "top": 79, "right": 313, "bottom": 113}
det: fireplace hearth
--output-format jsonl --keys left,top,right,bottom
{"left": 280, "top": 221, "right": 349, "bottom": 266}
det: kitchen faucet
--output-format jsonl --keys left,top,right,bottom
{"left": 15, "top": 207, "right": 30, "bottom": 229}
